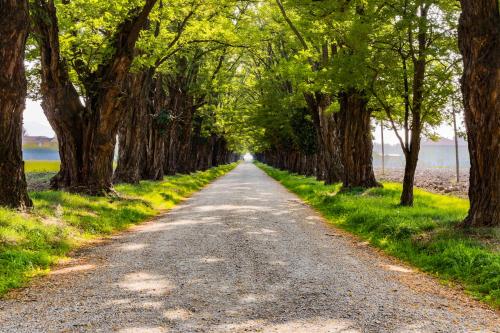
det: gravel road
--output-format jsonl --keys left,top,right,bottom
{"left": 0, "top": 162, "right": 498, "bottom": 332}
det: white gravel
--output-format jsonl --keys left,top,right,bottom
{"left": 0, "top": 162, "right": 498, "bottom": 332}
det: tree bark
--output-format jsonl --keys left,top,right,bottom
{"left": 0, "top": 0, "right": 32, "bottom": 208}
{"left": 113, "top": 71, "right": 151, "bottom": 184}
{"left": 304, "top": 92, "right": 343, "bottom": 184}
{"left": 400, "top": 133, "right": 420, "bottom": 206}
{"left": 164, "top": 123, "right": 179, "bottom": 175}
{"left": 163, "top": 57, "right": 198, "bottom": 174}
{"left": 142, "top": 76, "right": 167, "bottom": 181}
{"left": 458, "top": 0, "right": 500, "bottom": 227}
{"left": 338, "top": 90, "right": 379, "bottom": 189}
{"left": 32, "top": 0, "right": 157, "bottom": 195}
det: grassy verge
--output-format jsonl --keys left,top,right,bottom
{"left": 0, "top": 163, "right": 237, "bottom": 296}
{"left": 256, "top": 162, "right": 499, "bottom": 308}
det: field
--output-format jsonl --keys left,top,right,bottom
{"left": 24, "top": 160, "right": 61, "bottom": 173}
{"left": 257, "top": 163, "right": 500, "bottom": 307}
{"left": 0, "top": 163, "right": 237, "bottom": 296}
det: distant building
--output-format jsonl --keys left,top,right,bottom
{"left": 373, "top": 136, "right": 469, "bottom": 169}
{"left": 23, "top": 135, "right": 58, "bottom": 148}
{"left": 421, "top": 137, "right": 467, "bottom": 146}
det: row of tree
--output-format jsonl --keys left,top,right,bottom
{"left": 242, "top": 0, "right": 498, "bottom": 227}
{"left": 0, "top": 0, "right": 498, "bottom": 227}
{"left": 0, "top": 0, "right": 242, "bottom": 208}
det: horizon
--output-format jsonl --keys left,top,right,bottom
{"left": 24, "top": 99, "right": 466, "bottom": 145}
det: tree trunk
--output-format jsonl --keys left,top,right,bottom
{"left": 32, "top": 0, "right": 157, "bottom": 195}
{"left": 163, "top": 58, "right": 194, "bottom": 175}
{"left": 142, "top": 76, "right": 167, "bottom": 180}
{"left": 0, "top": 0, "right": 32, "bottom": 209}
{"left": 401, "top": 155, "right": 417, "bottom": 206}
{"left": 304, "top": 92, "right": 343, "bottom": 184}
{"left": 164, "top": 123, "right": 179, "bottom": 175}
{"left": 400, "top": 140, "right": 420, "bottom": 206}
{"left": 338, "top": 90, "right": 379, "bottom": 189}
{"left": 458, "top": 0, "right": 500, "bottom": 227}
{"left": 114, "top": 72, "right": 151, "bottom": 184}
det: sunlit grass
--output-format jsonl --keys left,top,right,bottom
{"left": 256, "top": 162, "right": 499, "bottom": 308}
{"left": 0, "top": 163, "right": 237, "bottom": 296}
{"left": 25, "top": 160, "right": 61, "bottom": 173}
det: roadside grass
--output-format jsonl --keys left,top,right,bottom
{"left": 0, "top": 163, "right": 237, "bottom": 296}
{"left": 256, "top": 162, "right": 500, "bottom": 308}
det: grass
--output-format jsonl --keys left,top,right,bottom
{"left": 0, "top": 163, "right": 237, "bottom": 296}
{"left": 24, "top": 160, "right": 61, "bottom": 173}
{"left": 256, "top": 162, "right": 500, "bottom": 308}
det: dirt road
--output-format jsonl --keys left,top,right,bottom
{"left": 0, "top": 162, "right": 498, "bottom": 332}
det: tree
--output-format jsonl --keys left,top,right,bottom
{"left": 370, "top": 0, "right": 458, "bottom": 205}
{"left": 114, "top": 0, "right": 244, "bottom": 182}
{"left": 458, "top": 0, "right": 499, "bottom": 227}
{"left": 274, "top": 0, "right": 380, "bottom": 189}
{"left": 31, "top": 0, "right": 158, "bottom": 195}
{"left": 113, "top": 71, "right": 152, "bottom": 184}
{"left": 275, "top": 0, "right": 344, "bottom": 184}
{"left": 0, "top": 0, "right": 33, "bottom": 209}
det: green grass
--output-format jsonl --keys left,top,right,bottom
{"left": 256, "top": 162, "right": 500, "bottom": 308}
{"left": 0, "top": 163, "right": 237, "bottom": 296}
{"left": 25, "top": 160, "right": 61, "bottom": 173}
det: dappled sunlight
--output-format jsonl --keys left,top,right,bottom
{"left": 269, "top": 260, "right": 289, "bottom": 266}
{"left": 241, "top": 195, "right": 273, "bottom": 202}
{"left": 118, "top": 327, "right": 168, "bottom": 333}
{"left": 200, "top": 216, "right": 221, "bottom": 221}
{"left": 272, "top": 210, "right": 293, "bottom": 216}
{"left": 214, "top": 318, "right": 360, "bottom": 333}
{"left": 239, "top": 293, "right": 258, "bottom": 303}
{"left": 198, "top": 257, "right": 225, "bottom": 263}
{"left": 118, "top": 272, "right": 174, "bottom": 296}
{"left": 381, "top": 264, "right": 413, "bottom": 274}
{"left": 261, "top": 318, "right": 360, "bottom": 333}
{"left": 163, "top": 308, "right": 193, "bottom": 321}
{"left": 246, "top": 228, "right": 278, "bottom": 235}
{"left": 166, "top": 218, "right": 223, "bottom": 227}
{"left": 119, "top": 243, "right": 147, "bottom": 251}
{"left": 238, "top": 292, "right": 276, "bottom": 304}
{"left": 51, "top": 264, "right": 96, "bottom": 275}
{"left": 194, "top": 204, "right": 273, "bottom": 213}
{"left": 139, "top": 301, "right": 164, "bottom": 309}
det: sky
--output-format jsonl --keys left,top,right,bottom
{"left": 23, "top": 99, "right": 463, "bottom": 145}
{"left": 371, "top": 120, "right": 462, "bottom": 145}
{"left": 24, "top": 99, "right": 54, "bottom": 137}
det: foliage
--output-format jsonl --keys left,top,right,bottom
{"left": 257, "top": 162, "right": 500, "bottom": 308}
{"left": 0, "top": 163, "right": 237, "bottom": 296}
{"left": 23, "top": 0, "right": 464, "bottom": 154}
